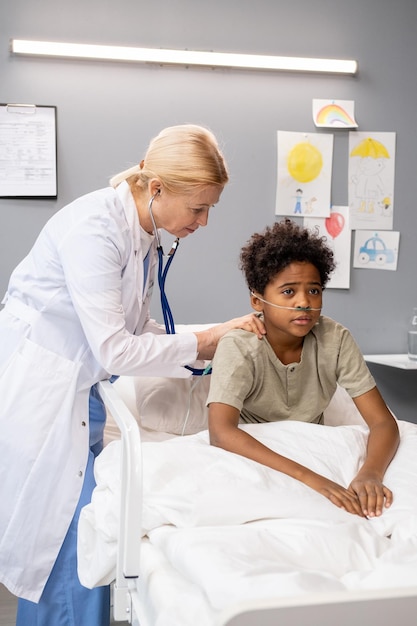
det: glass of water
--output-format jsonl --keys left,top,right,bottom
{"left": 408, "top": 307, "right": 417, "bottom": 361}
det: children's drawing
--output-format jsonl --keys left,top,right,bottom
{"left": 325, "top": 211, "right": 345, "bottom": 239}
{"left": 313, "top": 99, "right": 358, "bottom": 128}
{"left": 353, "top": 230, "right": 400, "bottom": 271}
{"left": 276, "top": 131, "right": 333, "bottom": 218}
{"left": 349, "top": 132, "right": 396, "bottom": 230}
{"left": 293, "top": 188, "right": 303, "bottom": 214}
{"left": 304, "top": 206, "right": 351, "bottom": 289}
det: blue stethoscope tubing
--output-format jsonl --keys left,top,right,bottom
{"left": 157, "top": 240, "right": 178, "bottom": 335}
{"left": 148, "top": 193, "right": 211, "bottom": 376}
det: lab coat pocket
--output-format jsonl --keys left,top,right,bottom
{"left": 0, "top": 338, "right": 80, "bottom": 507}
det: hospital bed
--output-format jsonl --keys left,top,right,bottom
{"left": 78, "top": 345, "right": 417, "bottom": 625}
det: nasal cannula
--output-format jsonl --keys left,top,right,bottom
{"left": 250, "top": 292, "right": 322, "bottom": 311}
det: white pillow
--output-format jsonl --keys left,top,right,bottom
{"left": 323, "top": 384, "right": 397, "bottom": 427}
{"left": 135, "top": 323, "right": 218, "bottom": 435}
{"left": 121, "top": 377, "right": 365, "bottom": 438}
{"left": 324, "top": 384, "right": 367, "bottom": 426}
{"left": 135, "top": 372, "right": 211, "bottom": 435}
{"left": 104, "top": 323, "right": 218, "bottom": 440}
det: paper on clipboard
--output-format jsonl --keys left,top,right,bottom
{"left": 0, "top": 103, "right": 57, "bottom": 198}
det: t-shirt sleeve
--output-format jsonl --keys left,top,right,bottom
{"left": 336, "top": 327, "right": 375, "bottom": 397}
{"left": 206, "top": 333, "right": 255, "bottom": 411}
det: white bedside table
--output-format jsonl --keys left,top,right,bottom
{"left": 364, "top": 354, "right": 417, "bottom": 370}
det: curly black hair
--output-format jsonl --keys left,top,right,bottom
{"left": 240, "top": 218, "right": 336, "bottom": 294}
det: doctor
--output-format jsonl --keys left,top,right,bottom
{"left": 0, "top": 124, "right": 265, "bottom": 626}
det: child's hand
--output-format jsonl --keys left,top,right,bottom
{"left": 348, "top": 472, "right": 393, "bottom": 518}
{"left": 307, "top": 475, "right": 367, "bottom": 517}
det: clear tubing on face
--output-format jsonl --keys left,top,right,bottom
{"left": 251, "top": 292, "right": 322, "bottom": 311}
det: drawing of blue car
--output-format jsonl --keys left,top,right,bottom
{"left": 358, "top": 235, "right": 395, "bottom": 265}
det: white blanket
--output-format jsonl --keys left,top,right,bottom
{"left": 79, "top": 419, "right": 417, "bottom": 593}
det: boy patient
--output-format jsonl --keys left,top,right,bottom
{"left": 208, "top": 219, "right": 399, "bottom": 518}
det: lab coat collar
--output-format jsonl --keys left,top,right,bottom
{"left": 115, "top": 181, "right": 155, "bottom": 261}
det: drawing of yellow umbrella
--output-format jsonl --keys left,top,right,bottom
{"left": 350, "top": 137, "right": 390, "bottom": 158}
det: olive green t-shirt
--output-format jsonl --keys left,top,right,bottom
{"left": 206, "top": 316, "right": 375, "bottom": 424}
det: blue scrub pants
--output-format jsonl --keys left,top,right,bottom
{"left": 16, "top": 386, "right": 110, "bottom": 626}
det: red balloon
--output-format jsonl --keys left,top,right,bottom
{"left": 325, "top": 212, "right": 344, "bottom": 239}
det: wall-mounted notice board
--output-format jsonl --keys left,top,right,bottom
{"left": 0, "top": 103, "right": 57, "bottom": 198}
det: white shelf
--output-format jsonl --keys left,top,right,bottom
{"left": 364, "top": 354, "right": 417, "bottom": 370}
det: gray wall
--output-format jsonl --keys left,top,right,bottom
{"left": 1, "top": 0, "right": 416, "bottom": 419}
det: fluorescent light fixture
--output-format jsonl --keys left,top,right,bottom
{"left": 10, "top": 39, "right": 358, "bottom": 75}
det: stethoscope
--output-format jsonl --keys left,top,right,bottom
{"left": 148, "top": 192, "right": 211, "bottom": 376}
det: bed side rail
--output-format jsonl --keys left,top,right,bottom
{"left": 98, "top": 380, "right": 142, "bottom": 622}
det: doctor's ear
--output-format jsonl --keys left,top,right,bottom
{"left": 149, "top": 179, "right": 163, "bottom": 198}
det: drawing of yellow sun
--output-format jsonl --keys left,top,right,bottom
{"left": 287, "top": 142, "right": 323, "bottom": 183}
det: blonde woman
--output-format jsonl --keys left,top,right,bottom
{"left": 0, "top": 124, "right": 265, "bottom": 626}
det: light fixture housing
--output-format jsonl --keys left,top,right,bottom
{"left": 10, "top": 39, "right": 358, "bottom": 75}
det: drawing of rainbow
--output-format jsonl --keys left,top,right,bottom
{"left": 315, "top": 103, "right": 357, "bottom": 127}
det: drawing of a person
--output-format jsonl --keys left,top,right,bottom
{"left": 352, "top": 157, "right": 386, "bottom": 213}
{"left": 350, "top": 138, "right": 390, "bottom": 214}
{"left": 294, "top": 188, "right": 303, "bottom": 214}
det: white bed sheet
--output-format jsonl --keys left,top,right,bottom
{"left": 132, "top": 537, "right": 217, "bottom": 626}
{"left": 79, "top": 416, "right": 417, "bottom": 625}
{"left": 137, "top": 518, "right": 417, "bottom": 626}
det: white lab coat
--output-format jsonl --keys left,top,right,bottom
{"left": 0, "top": 181, "right": 197, "bottom": 602}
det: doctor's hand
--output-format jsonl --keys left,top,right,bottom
{"left": 195, "top": 313, "right": 266, "bottom": 359}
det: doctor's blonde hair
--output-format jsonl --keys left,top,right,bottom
{"left": 110, "top": 124, "right": 229, "bottom": 194}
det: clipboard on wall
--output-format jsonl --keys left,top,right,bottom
{"left": 0, "top": 103, "right": 57, "bottom": 198}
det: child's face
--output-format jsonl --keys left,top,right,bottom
{"left": 252, "top": 262, "right": 322, "bottom": 339}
